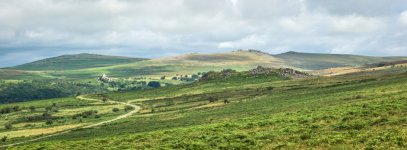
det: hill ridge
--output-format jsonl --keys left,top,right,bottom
{"left": 11, "top": 53, "right": 148, "bottom": 70}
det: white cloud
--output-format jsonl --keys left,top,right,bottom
{"left": 330, "top": 15, "right": 384, "bottom": 33}
{"left": 218, "top": 35, "right": 267, "bottom": 49}
{"left": 0, "top": 0, "right": 406, "bottom": 67}
{"left": 400, "top": 11, "right": 407, "bottom": 26}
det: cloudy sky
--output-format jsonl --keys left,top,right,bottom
{"left": 1, "top": 0, "right": 407, "bottom": 67}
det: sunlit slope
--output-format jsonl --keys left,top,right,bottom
{"left": 8, "top": 67, "right": 407, "bottom": 149}
{"left": 5, "top": 50, "right": 407, "bottom": 79}
{"left": 276, "top": 51, "right": 407, "bottom": 70}
{"left": 48, "top": 51, "right": 288, "bottom": 79}
{"left": 11, "top": 53, "right": 147, "bottom": 70}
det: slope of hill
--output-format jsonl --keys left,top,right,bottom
{"left": 5, "top": 67, "right": 407, "bottom": 149}
{"left": 310, "top": 60, "right": 407, "bottom": 76}
{"left": 275, "top": 51, "right": 407, "bottom": 70}
{"left": 42, "top": 50, "right": 289, "bottom": 79}
{"left": 11, "top": 53, "right": 148, "bottom": 70}
{"left": 150, "top": 50, "right": 288, "bottom": 69}
{"left": 3, "top": 50, "right": 407, "bottom": 80}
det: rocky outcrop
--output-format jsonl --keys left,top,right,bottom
{"left": 249, "top": 66, "right": 274, "bottom": 75}
{"left": 249, "top": 66, "right": 310, "bottom": 78}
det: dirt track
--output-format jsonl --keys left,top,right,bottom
{"left": 0, "top": 95, "right": 141, "bottom": 148}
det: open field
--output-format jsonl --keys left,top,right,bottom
{"left": 0, "top": 97, "right": 130, "bottom": 141}
{"left": 2, "top": 66, "right": 406, "bottom": 149}
{"left": 11, "top": 53, "right": 147, "bottom": 71}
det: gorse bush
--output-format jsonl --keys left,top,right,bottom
{"left": 147, "top": 81, "right": 161, "bottom": 88}
{"left": 72, "top": 110, "right": 98, "bottom": 119}
{"left": 112, "top": 108, "right": 120, "bottom": 112}
{"left": 4, "top": 123, "right": 12, "bottom": 130}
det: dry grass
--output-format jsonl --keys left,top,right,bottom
{"left": 192, "top": 102, "right": 225, "bottom": 109}
{"left": 0, "top": 124, "right": 84, "bottom": 138}
{"left": 152, "top": 51, "right": 287, "bottom": 67}
{"left": 311, "top": 63, "right": 407, "bottom": 76}
{"left": 53, "top": 104, "right": 125, "bottom": 117}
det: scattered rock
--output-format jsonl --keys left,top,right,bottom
{"left": 98, "top": 73, "right": 110, "bottom": 83}
{"left": 249, "top": 66, "right": 310, "bottom": 78}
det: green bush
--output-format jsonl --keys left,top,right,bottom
{"left": 4, "top": 123, "right": 12, "bottom": 130}
{"left": 124, "top": 106, "right": 133, "bottom": 112}
{"left": 45, "top": 120, "right": 53, "bottom": 125}
{"left": 112, "top": 108, "right": 120, "bottom": 112}
{"left": 1, "top": 136, "right": 7, "bottom": 142}
{"left": 72, "top": 110, "right": 98, "bottom": 119}
{"left": 147, "top": 81, "right": 161, "bottom": 88}
{"left": 29, "top": 106, "right": 36, "bottom": 112}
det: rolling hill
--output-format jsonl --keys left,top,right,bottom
{"left": 4, "top": 65, "right": 407, "bottom": 149}
{"left": 2, "top": 51, "right": 407, "bottom": 149}
{"left": 15, "top": 50, "right": 289, "bottom": 79}
{"left": 275, "top": 51, "right": 407, "bottom": 70}
{"left": 2, "top": 50, "right": 407, "bottom": 80}
{"left": 11, "top": 53, "right": 148, "bottom": 70}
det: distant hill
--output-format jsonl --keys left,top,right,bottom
{"left": 3, "top": 50, "right": 407, "bottom": 79}
{"left": 11, "top": 53, "right": 148, "bottom": 70}
{"left": 57, "top": 50, "right": 289, "bottom": 79}
{"left": 275, "top": 51, "right": 407, "bottom": 70}
{"left": 152, "top": 50, "right": 285, "bottom": 67}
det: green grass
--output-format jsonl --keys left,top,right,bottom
{"left": 11, "top": 53, "right": 147, "bottom": 71}
{"left": 0, "top": 97, "right": 127, "bottom": 141}
{"left": 3, "top": 51, "right": 407, "bottom": 81}
{"left": 276, "top": 51, "right": 407, "bottom": 70}
{"left": 5, "top": 67, "right": 407, "bottom": 149}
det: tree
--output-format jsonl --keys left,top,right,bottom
{"left": 172, "top": 77, "right": 178, "bottom": 80}
{"left": 208, "top": 97, "right": 218, "bottom": 103}
{"left": 4, "top": 123, "right": 12, "bottom": 130}
{"left": 29, "top": 106, "right": 36, "bottom": 112}
{"left": 147, "top": 81, "right": 161, "bottom": 88}
{"left": 191, "top": 74, "right": 199, "bottom": 79}
{"left": 112, "top": 108, "right": 120, "bottom": 112}
{"left": 45, "top": 120, "right": 53, "bottom": 125}
{"left": 0, "top": 107, "right": 11, "bottom": 114}
{"left": 42, "top": 112, "right": 52, "bottom": 119}
{"left": 12, "top": 106, "right": 20, "bottom": 112}
{"left": 124, "top": 106, "right": 133, "bottom": 112}
{"left": 1, "top": 136, "right": 7, "bottom": 142}
{"left": 224, "top": 99, "right": 230, "bottom": 104}
{"left": 45, "top": 106, "right": 53, "bottom": 112}
{"left": 102, "top": 97, "right": 108, "bottom": 103}
{"left": 160, "top": 76, "right": 166, "bottom": 80}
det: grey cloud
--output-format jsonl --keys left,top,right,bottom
{"left": 0, "top": 0, "right": 406, "bottom": 67}
{"left": 305, "top": 0, "right": 407, "bottom": 16}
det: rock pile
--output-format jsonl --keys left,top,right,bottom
{"left": 249, "top": 66, "right": 310, "bottom": 78}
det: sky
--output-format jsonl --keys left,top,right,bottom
{"left": 1, "top": 0, "right": 407, "bottom": 67}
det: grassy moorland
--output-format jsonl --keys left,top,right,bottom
{"left": 1, "top": 50, "right": 407, "bottom": 104}
{"left": 4, "top": 50, "right": 407, "bottom": 80}
{"left": 0, "top": 96, "right": 131, "bottom": 144}
{"left": 3, "top": 67, "right": 407, "bottom": 149}
{"left": 276, "top": 51, "right": 407, "bottom": 70}
{"left": 11, "top": 53, "right": 147, "bottom": 71}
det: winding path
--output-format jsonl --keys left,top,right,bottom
{"left": 0, "top": 95, "right": 141, "bottom": 148}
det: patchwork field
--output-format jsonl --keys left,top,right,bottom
{"left": 0, "top": 97, "right": 130, "bottom": 142}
